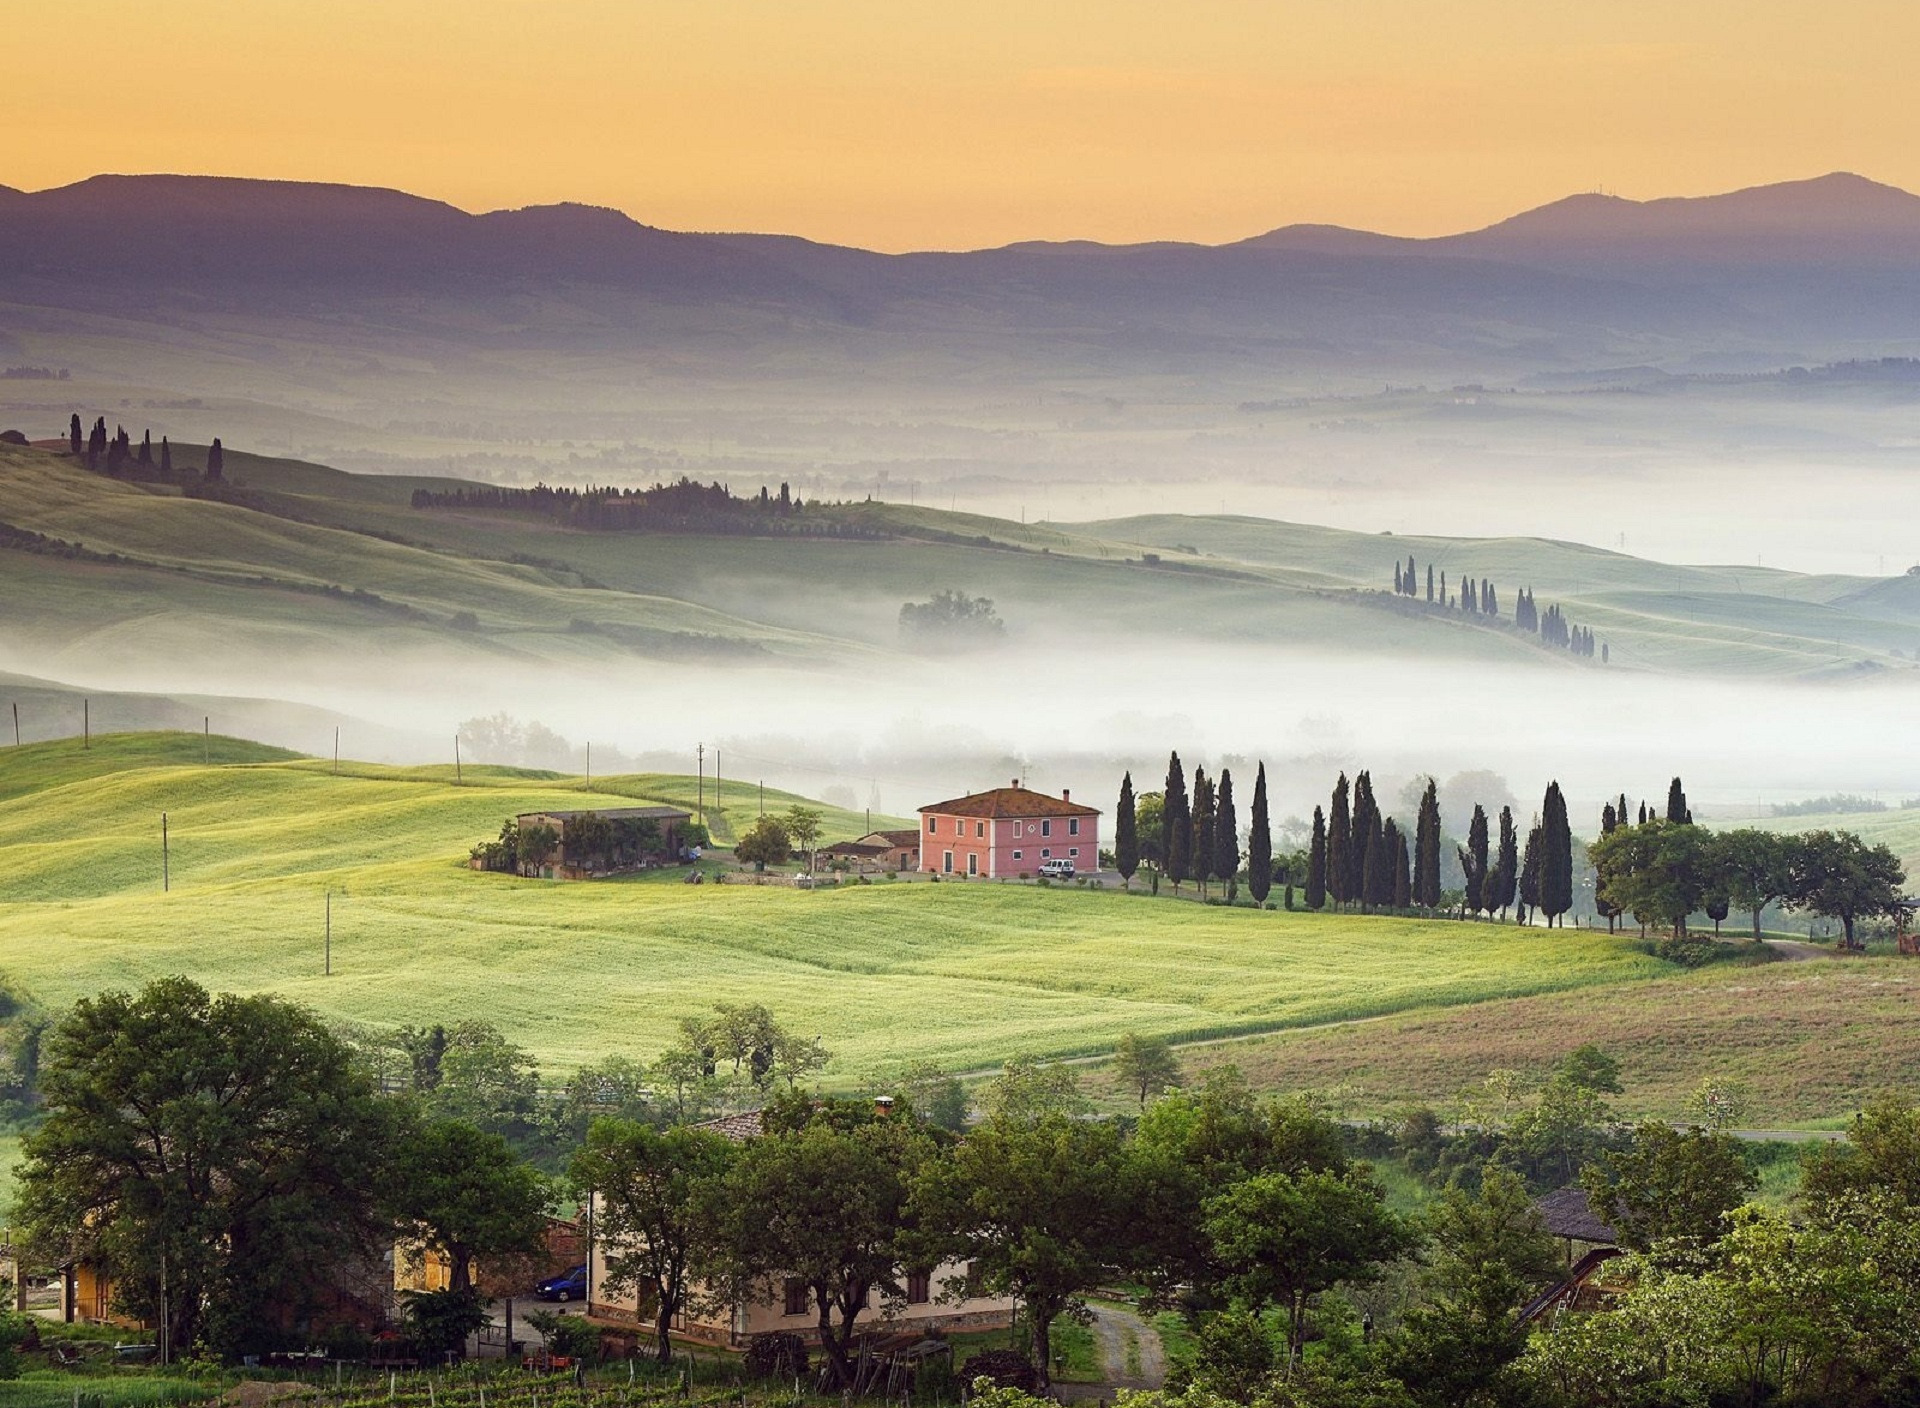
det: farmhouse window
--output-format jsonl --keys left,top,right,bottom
{"left": 1012, "top": 850, "right": 1022, "bottom": 860}
{"left": 1069, "top": 818, "right": 1080, "bottom": 836}
{"left": 976, "top": 821, "right": 985, "bottom": 838}
{"left": 1069, "top": 848, "right": 1078, "bottom": 857}
{"left": 906, "top": 1270, "right": 932, "bottom": 1305}
{"left": 926, "top": 817, "right": 937, "bottom": 833}
{"left": 1041, "top": 848, "right": 1051, "bottom": 858}
{"left": 1041, "top": 819, "right": 1052, "bottom": 837}
{"left": 968, "top": 853, "right": 978, "bottom": 876}
{"left": 783, "top": 1279, "right": 809, "bottom": 1316}
{"left": 943, "top": 851, "right": 954, "bottom": 873}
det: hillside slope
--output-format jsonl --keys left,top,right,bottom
{"left": 0, "top": 733, "right": 1670, "bottom": 1080}
{"left": 4, "top": 441, "right": 1920, "bottom": 679}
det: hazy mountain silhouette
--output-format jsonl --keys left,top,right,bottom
{"left": 6, "top": 170, "right": 1920, "bottom": 373}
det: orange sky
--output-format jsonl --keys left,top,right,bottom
{"left": 6, "top": 1, "right": 1916, "bottom": 251}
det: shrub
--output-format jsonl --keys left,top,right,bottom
{"left": 961, "top": 1348, "right": 1038, "bottom": 1392}
{"left": 1652, "top": 935, "right": 1724, "bottom": 968}
{"left": 745, "top": 1331, "right": 810, "bottom": 1380}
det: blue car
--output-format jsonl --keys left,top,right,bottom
{"left": 534, "top": 1264, "right": 588, "bottom": 1302}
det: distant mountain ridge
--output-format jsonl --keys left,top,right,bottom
{"left": 6, "top": 170, "right": 1920, "bottom": 379}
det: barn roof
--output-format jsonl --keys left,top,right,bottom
{"left": 918, "top": 783, "right": 1099, "bottom": 820}
{"left": 1535, "top": 1186, "right": 1618, "bottom": 1245}
{"left": 694, "top": 1110, "right": 766, "bottom": 1144}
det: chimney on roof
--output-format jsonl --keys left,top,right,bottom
{"left": 1062, "top": 789, "right": 1070, "bottom": 802}
{"left": 1011, "top": 777, "right": 1020, "bottom": 788}
{"left": 874, "top": 1095, "right": 895, "bottom": 1118}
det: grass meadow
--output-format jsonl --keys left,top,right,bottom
{"left": 0, "top": 734, "right": 1676, "bottom": 1085}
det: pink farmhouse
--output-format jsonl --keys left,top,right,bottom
{"left": 916, "top": 781, "right": 1101, "bottom": 878}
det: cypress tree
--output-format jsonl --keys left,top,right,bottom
{"left": 1115, "top": 772, "right": 1139, "bottom": 891}
{"left": 1487, "top": 805, "right": 1518, "bottom": 918}
{"left": 1246, "top": 763, "right": 1272, "bottom": 907}
{"left": 1406, "top": 554, "right": 1416, "bottom": 596}
{"left": 138, "top": 429, "right": 152, "bottom": 465}
{"left": 1394, "top": 563, "right": 1403, "bottom": 594}
{"left": 206, "top": 437, "right": 225, "bottom": 481}
{"left": 1596, "top": 801, "right": 1622, "bottom": 932}
{"left": 1439, "top": 570, "right": 1447, "bottom": 606}
{"left": 87, "top": 416, "right": 107, "bottom": 469}
{"left": 1213, "top": 769, "right": 1239, "bottom": 903}
{"left": 1666, "top": 776, "right": 1690, "bottom": 825}
{"left": 1426, "top": 564, "right": 1434, "bottom": 602}
{"left": 1306, "top": 806, "right": 1327, "bottom": 911}
{"left": 160, "top": 437, "right": 172, "bottom": 474}
{"left": 1164, "top": 753, "right": 1190, "bottom": 893}
{"left": 1459, "top": 805, "right": 1489, "bottom": 917}
{"left": 1638, "top": 800, "right": 1648, "bottom": 826}
{"left": 1519, "top": 821, "right": 1544, "bottom": 923}
{"left": 1189, "top": 768, "right": 1216, "bottom": 898}
{"left": 105, "top": 434, "right": 126, "bottom": 474}
{"left": 1414, "top": 779, "right": 1442, "bottom": 910}
{"left": 1348, "top": 770, "right": 1379, "bottom": 906}
{"left": 1394, "top": 826, "right": 1412, "bottom": 911}
{"left": 1363, "top": 818, "right": 1395, "bottom": 911}
{"left": 1327, "top": 773, "right": 1352, "bottom": 909}
{"left": 1541, "top": 782, "right": 1574, "bottom": 927}
{"left": 68, "top": 413, "right": 82, "bottom": 455}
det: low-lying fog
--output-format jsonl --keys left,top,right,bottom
{"left": 16, "top": 637, "right": 1919, "bottom": 830}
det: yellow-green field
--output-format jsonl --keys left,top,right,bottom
{"left": 0, "top": 733, "right": 1681, "bottom": 1084}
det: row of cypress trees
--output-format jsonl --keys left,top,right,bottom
{"left": 1304, "top": 773, "right": 1576, "bottom": 923}
{"left": 1113, "top": 753, "right": 1281, "bottom": 906}
{"left": 1389, "top": 555, "right": 1606, "bottom": 662}
{"left": 66, "top": 412, "right": 221, "bottom": 479}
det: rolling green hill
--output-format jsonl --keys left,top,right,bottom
{"left": 0, "top": 732, "right": 1677, "bottom": 1083}
{"left": 5, "top": 440, "right": 1920, "bottom": 677}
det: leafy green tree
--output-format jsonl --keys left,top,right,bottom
{"left": 1412, "top": 778, "right": 1441, "bottom": 911}
{"left": 1581, "top": 1122, "right": 1756, "bottom": 1258}
{"left": 1328, "top": 774, "right": 1353, "bottom": 909}
{"left": 551, "top": 1054, "right": 654, "bottom": 1143}
{"left": 900, "top": 1060, "right": 969, "bottom": 1132}
{"left": 1557, "top": 1044, "right": 1623, "bottom": 1095}
{"left": 1802, "top": 1091, "right": 1920, "bottom": 1214}
{"left": 16, "top": 978, "right": 389, "bottom": 1357}
{"left": 428, "top": 1020, "right": 542, "bottom": 1142}
{"left": 388, "top": 1116, "right": 550, "bottom": 1294}
{"left": 1381, "top": 1166, "right": 1560, "bottom": 1408}
{"left": 1136, "top": 788, "right": 1166, "bottom": 891}
{"left": 1165, "top": 753, "right": 1191, "bottom": 892}
{"left": 1787, "top": 828, "right": 1906, "bottom": 947}
{"left": 732, "top": 815, "right": 791, "bottom": 871}
{"left": 1245, "top": 763, "right": 1272, "bottom": 905}
{"left": 1206, "top": 1167, "right": 1415, "bottom": 1368}
{"left": 898, "top": 591, "right": 1005, "bottom": 648}
{"left": 1716, "top": 827, "right": 1793, "bottom": 940}
{"left": 912, "top": 1111, "right": 1131, "bottom": 1390}
{"left": 710, "top": 1108, "right": 929, "bottom": 1388}
{"left": 1683, "top": 1075, "right": 1750, "bottom": 1134}
{"left": 783, "top": 805, "right": 823, "bottom": 874}
{"left": 1588, "top": 820, "right": 1711, "bottom": 938}
{"left": 1307, "top": 805, "right": 1328, "bottom": 911}
{"left": 571, "top": 1119, "right": 736, "bottom": 1362}
{"left": 1116, "top": 771, "right": 1140, "bottom": 889}
{"left": 978, "top": 1055, "right": 1091, "bottom": 1123}
{"left": 401, "top": 1286, "right": 488, "bottom": 1360}
{"left": 1114, "top": 1031, "right": 1183, "bottom": 1108}
{"left": 1507, "top": 1074, "right": 1610, "bottom": 1186}
{"left": 1214, "top": 768, "right": 1240, "bottom": 903}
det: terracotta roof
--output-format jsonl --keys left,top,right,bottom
{"left": 1534, "top": 1186, "right": 1618, "bottom": 1245}
{"left": 918, "top": 784, "right": 1099, "bottom": 820}
{"left": 871, "top": 830, "right": 923, "bottom": 847}
{"left": 694, "top": 1110, "right": 766, "bottom": 1144}
{"left": 822, "top": 841, "right": 888, "bottom": 857}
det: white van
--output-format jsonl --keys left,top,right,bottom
{"left": 1038, "top": 857, "right": 1077, "bottom": 879}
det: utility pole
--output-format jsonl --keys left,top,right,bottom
{"left": 162, "top": 812, "right": 169, "bottom": 892}
{"left": 697, "top": 743, "right": 705, "bottom": 822}
{"left": 454, "top": 735, "right": 463, "bottom": 785}
{"left": 11, "top": 701, "right": 17, "bottom": 747}
{"left": 714, "top": 749, "right": 721, "bottom": 833}
{"left": 333, "top": 726, "right": 339, "bottom": 775}
{"left": 203, "top": 716, "right": 209, "bottom": 765}
{"left": 83, "top": 697, "right": 89, "bottom": 749}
